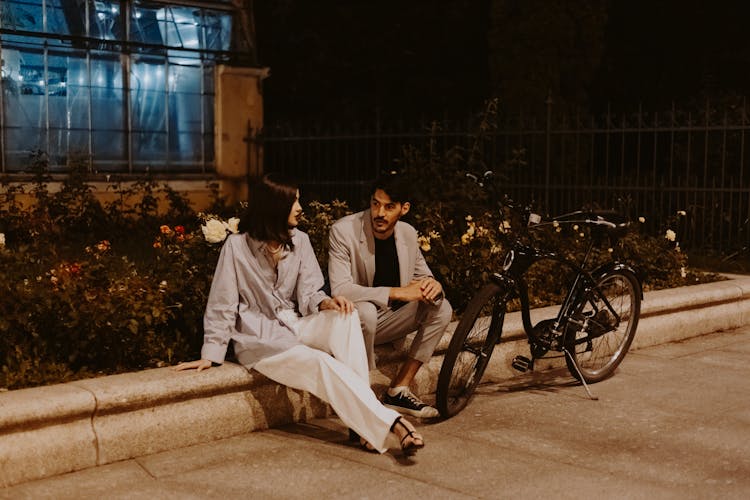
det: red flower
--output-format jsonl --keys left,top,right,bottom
{"left": 174, "top": 225, "right": 186, "bottom": 235}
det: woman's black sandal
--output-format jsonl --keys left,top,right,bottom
{"left": 391, "top": 417, "right": 424, "bottom": 453}
{"left": 359, "top": 438, "right": 377, "bottom": 452}
{"left": 349, "top": 428, "right": 377, "bottom": 452}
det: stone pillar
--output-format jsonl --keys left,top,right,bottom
{"left": 214, "top": 65, "right": 269, "bottom": 205}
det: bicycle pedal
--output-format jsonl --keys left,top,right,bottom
{"left": 512, "top": 355, "right": 533, "bottom": 372}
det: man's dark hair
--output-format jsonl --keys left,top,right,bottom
{"left": 239, "top": 173, "right": 298, "bottom": 248}
{"left": 371, "top": 171, "right": 410, "bottom": 204}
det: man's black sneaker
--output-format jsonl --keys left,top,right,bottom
{"left": 383, "top": 386, "right": 439, "bottom": 418}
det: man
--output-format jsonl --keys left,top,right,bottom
{"left": 328, "top": 173, "right": 452, "bottom": 419}
{"left": 175, "top": 173, "right": 424, "bottom": 454}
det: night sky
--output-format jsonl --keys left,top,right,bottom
{"left": 253, "top": 0, "right": 750, "bottom": 123}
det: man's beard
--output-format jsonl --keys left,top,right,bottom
{"left": 372, "top": 217, "right": 388, "bottom": 232}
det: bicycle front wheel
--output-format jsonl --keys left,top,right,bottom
{"left": 565, "top": 269, "right": 640, "bottom": 383}
{"left": 436, "top": 282, "right": 505, "bottom": 418}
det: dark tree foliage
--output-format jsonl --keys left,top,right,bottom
{"left": 590, "top": 0, "right": 750, "bottom": 112}
{"left": 488, "top": 0, "right": 609, "bottom": 115}
{"left": 253, "top": 0, "right": 750, "bottom": 122}
{"left": 254, "top": 0, "right": 492, "bottom": 122}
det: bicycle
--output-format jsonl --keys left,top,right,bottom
{"left": 435, "top": 207, "right": 643, "bottom": 418}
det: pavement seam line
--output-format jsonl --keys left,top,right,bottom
{"left": 133, "top": 457, "right": 158, "bottom": 479}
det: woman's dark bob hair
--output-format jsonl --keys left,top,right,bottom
{"left": 238, "top": 173, "right": 299, "bottom": 248}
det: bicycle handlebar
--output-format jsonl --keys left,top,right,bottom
{"left": 464, "top": 171, "right": 631, "bottom": 234}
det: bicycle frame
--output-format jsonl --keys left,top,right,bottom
{"left": 490, "top": 235, "right": 639, "bottom": 353}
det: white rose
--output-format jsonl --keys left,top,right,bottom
{"left": 227, "top": 217, "right": 240, "bottom": 234}
{"left": 665, "top": 229, "right": 677, "bottom": 242}
{"left": 0, "top": 233, "right": 5, "bottom": 247}
{"left": 202, "top": 218, "right": 229, "bottom": 243}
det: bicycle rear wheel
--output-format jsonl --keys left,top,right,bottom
{"left": 565, "top": 269, "right": 640, "bottom": 383}
{"left": 436, "top": 282, "right": 505, "bottom": 418}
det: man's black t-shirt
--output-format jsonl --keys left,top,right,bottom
{"left": 373, "top": 235, "right": 404, "bottom": 309}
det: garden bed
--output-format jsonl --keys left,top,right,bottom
{"left": 0, "top": 161, "right": 722, "bottom": 391}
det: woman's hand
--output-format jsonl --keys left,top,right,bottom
{"left": 172, "top": 359, "right": 213, "bottom": 372}
{"left": 319, "top": 295, "right": 355, "bottom": 314}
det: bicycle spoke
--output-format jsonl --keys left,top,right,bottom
{"left": 436, "top": 283, "right": 504, "bottom": 417}
{"left": 565, "top": 270, "right": 640, "bottom": 383}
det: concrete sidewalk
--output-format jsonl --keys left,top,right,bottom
{"left": 3, "top": 321, "right": 749, "bottom": 498}
{"left": 2, "top": 275, "right": 750, "bottom": 490}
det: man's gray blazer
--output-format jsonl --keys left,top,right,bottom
{"left": 328, "top": 209, "right": 434, "bottom": 309}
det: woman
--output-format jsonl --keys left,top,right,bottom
{"left": 174, "top": 173, "right": 424, "bottom": 454}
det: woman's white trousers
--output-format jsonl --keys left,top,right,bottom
{"left": 254, "top": 310, "right": 399, "bottom": 453}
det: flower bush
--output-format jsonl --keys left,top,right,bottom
{"left": 0, "top": 157, "right": 239, "bottom": 390}
{"left": 298, "top": 199, "right": 352, "bottom": 270}
{"left": 0, "top": 148, "right": 720, "bottom": 391}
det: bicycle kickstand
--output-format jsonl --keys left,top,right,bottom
{"left": 562, "top": 347, "right": 599, "bottom": 401}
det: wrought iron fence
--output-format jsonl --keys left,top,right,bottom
{"left": 253, "top": 98, "right": 750, "bottom": 254}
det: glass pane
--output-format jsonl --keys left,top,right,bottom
{"left": 168, "top": 64, "right": 201, "bottom": 167}
{"left": 92, "top": 130, "right": 126, "bottom": 171}
{"left": 47, "top": 51, "right": 85, "bottom": 166}
{"left": 201, "top": 10, "right": 232, "bottom": 52}
{"left": 87, "top": 0, "right": 124, "bottom": 40}
{"left": 131, "top": 57, "right": 166, "bottom": 168}
{"left": 89, "top": 55, "right": 125, "bottom": 168}
{"left": 130, "top": 4, "right": 164, "bottom": 47}
{"left": 46, "top": 0, "right": 69, "bottom": 34}
{"left": 158, "top": 6, "right": 200, "bottom": 50}
{"left": 202, "top": 66, "right": 215, "bottom": 166}
{"left": 2, "top": 1, "right": 44, "bottom": 32}
{"left": 2, "top": 45, "right": 46, "bottom": 170}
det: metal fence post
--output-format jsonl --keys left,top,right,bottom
{"left": 545, "top": 92, "right": 553, "bottom": 211}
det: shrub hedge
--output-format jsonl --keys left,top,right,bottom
{"left": 0, "top": 150, "right": 717, "bottom": 390}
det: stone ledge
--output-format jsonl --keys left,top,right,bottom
{"left": 2, "top": 274, "right": 750, "bottom": 487}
